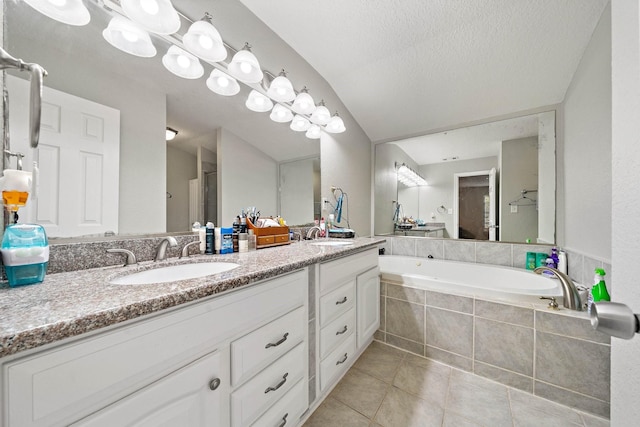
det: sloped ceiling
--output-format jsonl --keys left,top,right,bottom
{"left": 240, "top": 0, "right": 609, "bottom": 143}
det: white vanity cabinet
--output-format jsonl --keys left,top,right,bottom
{"left": 316, "top": 248, "right": 379, "bottom": 392}
{"left": 1, "top": 269, "right": 308, "bottom": 427}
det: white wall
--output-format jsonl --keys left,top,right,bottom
{"left": 419, "top": 157, "right": 498, "bottom": 238}
{"left": 562, "top": 3, "right": 612, "bottom": 260}
{"left": 373, "top": 143, "right": 417, "bottom": 234}
{"left": 500, "top": 137, "right": 538, "bottom": 242}
{"left": 611, "top": 0, "right": 640, "bottom": 424}
{"left": 166, "top": 146, "right": 197, "bottom": 232}
{"left": 217, "top": 128, "right": 278, "bottom": 227}
{"left": 322, "top": 129, "right": 372, "bottom": 237}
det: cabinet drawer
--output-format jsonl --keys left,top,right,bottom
{"left": 319, "top": 279, "right": 355, "bottom": 327}
{"left": 231, "top": 343, "right": 306, "bottom": 427}
{"left": 6, "top": 269, "right": 307, "bottom": 427}
{"left": 320, "top": 333, "right": 356, "bottom": 391}
{"left": 275, "top": 234, "right": 289, "bottom": 243}
{"left": 319, "top": 248, "right": 378, "bottom": 293}
{"left": 320, "top": 307, "right": 355, "bottom": 359}
{"left": 250, "top": 378, "right": 307, "bottom": 427}
{"left": 232, "top": 306, "right": 305, "bottom": 386}
{"left": 258, "top": 235, "right": 275, "bottom": 245}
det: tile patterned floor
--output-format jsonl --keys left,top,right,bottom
{"left": 303, "top": 341, "right": 610, "bottom": 427}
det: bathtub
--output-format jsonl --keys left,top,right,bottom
{"left": 378, "top": 255, "right": 562, "bottom": 304}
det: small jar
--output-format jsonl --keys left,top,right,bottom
{"left": 238, "top": 232, "right": 248, "bottom": 253}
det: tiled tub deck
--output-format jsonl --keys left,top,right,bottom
{"left": 375, "top": 279, "right": 611, "bottom": 419}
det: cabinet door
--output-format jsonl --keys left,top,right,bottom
{"left": 73, "top": 348, "right": 230, "bottom": 427}
{"left": 356, "top": 267, "right": 380, "bottom": 349}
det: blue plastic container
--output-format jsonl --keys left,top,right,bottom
{"left": 1, "top": 224, "right": 49, "bottom": 287}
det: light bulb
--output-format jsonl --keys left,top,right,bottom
{"left": 240, "top": 62, "right": 252, "bottom": 74}
{"left": 217, "top": 75, "right": 229, "bottom": 87}
{"left": 140, "top": 0, "right": 159, "bottom": 15}
{"left": 176, "top": 54, "right": 190, "bottom": 68}
{"left": 122, "top": 30, "right": 139, "bottom": 42}
{"left": 199, "top": 35, "right": 213, "bottom": 49}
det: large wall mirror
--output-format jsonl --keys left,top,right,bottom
{"left": 374, "top": 111, "right": 556, "bottom": 244}
{"left": 3, "top": 0, "right": 320, "bottom": 239}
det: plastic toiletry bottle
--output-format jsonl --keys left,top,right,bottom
{"left": 592, "top": 268, "right": 610, "bottom": 302}
{"left": 525, "top": 252, "right": 536, "bottom": 270}
{"left": 238, "top": 233, "right": 248, "bottom": 253}
{"left": 214, "top": 227, "right": 222, "bottom": 254}
{"left": 205, "top": 222, "right": 214, "bottom": 254}
{"left": 557, "top": 250, "right": 568, "bottom": 274}
{"left": 221, "top": 227, "right": 233, "bottom": 254}
{"left": 248, "top": 229, "right": 257, "bottom": 251}
{"left": 320, "top": 217, "right": 326, "bottom": 238}
{"left": 542, "top": 258, "right": 556, "bottom": 278}
{"left": 550, "top": 247, "right": 559, "bottom": 268}
{"left": 197, "top": 223, "right": 206, "bottom": 253}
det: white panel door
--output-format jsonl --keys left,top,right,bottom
{"left": 72, "top": 348, "right": 230, "bottom": 427}
{"left": 7, "top": 75, "right": 120, "bottom": 237}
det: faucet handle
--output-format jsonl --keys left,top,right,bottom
{"left": 106, "top": 248, "right": 137, "bottom": 266}
{"left": 540, "top": 296, "right": 559, "bottom": 309}
{"left": 180, "top": 240, "right": 201, "bottom": 258}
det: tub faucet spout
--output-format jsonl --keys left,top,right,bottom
{"left": 534, "top": 267, "right": 582, "bottom": 311}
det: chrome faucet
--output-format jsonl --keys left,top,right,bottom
{"left": 306, "top": 226, "right": 321, "bottom": 239}
{"left": 154, "top": 236, "right": 178, "bottom": 261}
{"left": 179, "top": 240, "right": 201, "bottom": 258}
{"left": 534, "top": 267, "right": 583, "bottom": 311}
{"left": 106, "top": 248, "right": 137, "bottom": 266}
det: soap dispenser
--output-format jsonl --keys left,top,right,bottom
{"left": 1, "top": 223, "right": 49, "bottom": 287}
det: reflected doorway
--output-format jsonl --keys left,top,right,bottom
{"left": 454, "top": 169, "right": 497, "bottom": 240}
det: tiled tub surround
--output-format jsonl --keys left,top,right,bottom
{"left": 0, "top": 237, "right": 384, "bottom": 358}
{"left": 376, "top": 279, "right": 611, "bottom": 418}
{"left": 377, "top": 235, "right": 614, "bottom": 291}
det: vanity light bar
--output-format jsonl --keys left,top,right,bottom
{"left": 396, "top": 163, "right": 428, "bottom": 187}
{"left": 91, "top": 0, "right": 344, "bottom": 138}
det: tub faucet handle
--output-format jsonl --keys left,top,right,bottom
{"left": 540, "top": 296, "right": 558, "bottom": 309}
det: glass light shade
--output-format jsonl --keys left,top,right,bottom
{"left": 206, "top": 69, "right": 240, "bottom": 96}
{"left": 121, "top": 0, "right": 180, "bottom": 35}
{"left": 270, "top": 104, "right": 293, "bottom": 123}
{"left": 166, "top": 127, "right": 178, "bottom": 140}
{"left": 246, "top": 90, "right": 273, "bottom": 112}
{"left": 310, "top": 102, "right": 331, "bottom": 125}
{"left": 228, "top": 45, "right": 264, "bottom": 84}
{"left": 162, "top": 45, "right": 204, "bottom": 79}
{"left": 290, "top": 115, "right": 311, "bottom": 132}
{"left": 183, "top": 17, "right": 227, "bottom": 62}
{"left": 325, "top": 113, "right": 346, "bottom": 134}
{"left": 292, "top": 90, "right": 316, "bottom": 115}
{"left": 102, "top": 16, "right": 157, "bottom": 58}
{"left": 305, "top": 124, "right": 322, "bottom": 139}
{"left": 24, "top": 0, "right": 90, "bottom": 26}
{"left": 267, "top": 74, "right": 295, "bottom": 102}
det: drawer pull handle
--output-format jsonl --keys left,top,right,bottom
{"left": 265, "top": 332, "right": 289, "bottom": 349}
{"left": 336, "top": 325, "right": 348, "bottom": 335}
{"left": 209, "top": 378, "right": 221, "bottom": 391}
{"left": 265, "top": 372, "right": 289, "bottom": 394}
{"left": 336, "top": 353, "right": 348, "bottom": 365}
{"left": 278, "top": 413, "right": 289, "bottom": 427}
{"left": 336, "top": 296, "right": 348, "bottom": 305}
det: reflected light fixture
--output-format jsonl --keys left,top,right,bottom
{"left": 121, "top": 0, "right": 181, "bottom": 35}
{"left": 183, "top": 12, "right": 227, "bottom": 62}
{"left": 290, "top": 115, "right": 311, "bottom": 132}
{"left": 310, "top": 100, "right": 331, "bottom": 125}
{"left": 267, "top": 70, "right": 295, "bottom": 102}
{"left": 162, "top": 45, "right": 204, "bottom": 79}
{"left": 291, "top": 86, "right": 316, "bottom": 115}
{"left": 166, "top": 127, "right": 178, "bottom": 140}
{"left": 270, "top": 104, "right": 294, "bottom": 123}
{"left": 206, "top": 69, "right": 240, "bottom": 96}
{"left": 325, "top": 112, "right": 346, "bottom": 134}
{"left": 246, "top": 90, "right": 273, "bottom": 112}
{"left": 397, "top": 163, "right": 428, "bottom": 187}
{"left": 102, "top": 16, "right": 157, "bottom": 58}
{"left": 228, "top": 43, "right": 264, "bottom": 84}
{"left": 24, "top": 0, "right": 90, "bottom": 26}
{"left": 305, "top": 124, "right": 321, "bottom": 139}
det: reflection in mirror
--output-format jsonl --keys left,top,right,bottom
{"left": 3, "top": 0, "right": 320, "bottom": 239}
{"left": 374, "top": 111, "right": 555, "bottom": 244}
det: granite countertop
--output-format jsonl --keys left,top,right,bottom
{"left": 0, "top": 238, "right": 384, "bottom": 359}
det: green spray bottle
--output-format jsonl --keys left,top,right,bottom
{"left": 591, "top": 268, "right": 610, "bottom": 302}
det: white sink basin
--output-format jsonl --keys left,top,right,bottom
{"left": 110, "top": 262, "right": 240, "bottom": 285}
{"left": 311, "top": 241, "right": 354, "bottom": 246}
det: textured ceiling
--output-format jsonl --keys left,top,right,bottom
{"left": 240, "top": 0, "right": 609, "bottom": 142}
